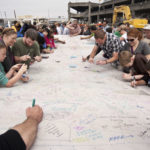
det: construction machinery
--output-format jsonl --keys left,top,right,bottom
{"left": 112, "top": 5, "right": 148, "bottom": 28}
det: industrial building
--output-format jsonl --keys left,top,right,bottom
{"left": 68, "top": 0, "right": 150, "bottom": 24}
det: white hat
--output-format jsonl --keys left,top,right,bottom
{"left": 143, "top": 24, "right": 150, "bottom": 30}
{"left": 129, "top": 25, "right": 134, "bottom": 28}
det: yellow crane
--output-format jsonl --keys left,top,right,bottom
{"left": 112, "top": 5, "right": 148, "bottom": 28}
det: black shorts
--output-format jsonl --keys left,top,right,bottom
{"left": 0, "top": 129, "right": 26, "bottom": 150}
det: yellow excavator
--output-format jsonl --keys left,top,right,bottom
{"left": 112, "top": 5, "right": 148, "bottom": 28}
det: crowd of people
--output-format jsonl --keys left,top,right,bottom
{"left": 81, "top": 22, "right": 150, "bottom": 88}
{"left": 0, "top": 19, "right": 150, "bottom": 149}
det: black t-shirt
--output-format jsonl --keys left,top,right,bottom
{"left": 0, "top": 129, "right": 26, "bottom": 150}
{"left": 2, "top": 46, "right": 15, "bottom": 73}
{"left": 133, "top": 54, "right": 148, "bottom": 75}
{"left": 141, "top": 74, "right": 150, "bottom": 85}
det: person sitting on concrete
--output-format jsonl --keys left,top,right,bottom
{"left": 0, "top": 105, "right": 43, "bottom": 150}
{"left": 113, "top": 23, "right": 124, "bottom": 37}
{"left": 11, "top": 21, "right": 18, "bottom": 32}
{"left": 66, "top": 20, "right": 81, "bottom": 36}
{"left": 1, "top": 28, "right": 18, "bottom": 73}
{"left": 0, "top": 26, "right": 4, "bottom": 40}
{"left": 56, "top": 23, "right": 63, "bottom": 35}
{"left": 81, "top": 24, "right": 91, "bottom": 35}
{"left": 37, "top": 28, "right": 51, "bottom": 54}
{"left": 1, "top": 28, "right": 29, "bottom": 82}
{"left": 16, "top": 22, "right": 24, "bottom": 38}
{"left": 80, "top": 25, "right": 97, "bottom": 40}
{"left": 120, "top": 28, "right": 150, "bottom": 73}
{"left": 142, "top": 24, "right": 150, "bottom": 46}
{"left": 130, "top": 61, "right": 150, "bottom": 87}
{"left": 119, "top": 24, "right": 128, "bottom": 46}
{"left": 101, "top": 20, "right": 110, "bottom": 32}
{"left": 0, "top": 42, "right": 27, "bottom": 87}
{"left": 119, "top": 50, "right": 150, "bottom": 87}
{"left": 141, "top": 61, "right": 150, "bottom": 87}
{"left": 43, "top": 28, "right": 56, "bottom": 51}
{"left": 121, "top": 28, "right": 150, "bottom": 60}
{"left": 12, "top": 29, "right": 41, "bottom": 68}
{"left": 106, "top": 27, "right": 113, "bottom": 33}
{"left": 62, "top": 22, "right": 70, "bottom": 35}
{"left": 124, "top": 22, "right": 130, "bottom": 32}
{"left": 50, "top": 24, "right": 57, "bottom": 35}
{"left": 82, "top": 30, "right": 123, "bottom": 67}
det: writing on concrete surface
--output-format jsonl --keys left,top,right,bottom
{"left": 0, "top": 36, "right": 150, "bottom": 150}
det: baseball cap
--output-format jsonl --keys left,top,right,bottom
{"left": 143, "top": 24, "right": 150, "bottom": 30}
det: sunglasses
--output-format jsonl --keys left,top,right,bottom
{"left": 127, "top": 39, "right": 135, "bottom": 42}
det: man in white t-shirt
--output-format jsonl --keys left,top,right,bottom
{"left": 62, "top": 22, "right": 70, "bottom": 35}
{"left": 56, "top": 23, "right": 63, "bottom": 35}
{"left": 143, "top": 24, "right": 150, "bottom": 46}
{"left": 119, "top": 25, "right": 127, "bottom": 46}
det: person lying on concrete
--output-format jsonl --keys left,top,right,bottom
{"left": 119, "top": 50, "right": 150, "bottom": 87}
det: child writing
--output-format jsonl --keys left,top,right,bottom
{"left": 0, "top": 42, "right": 27, "bottom": 87}
{"left": 43, "top": 28, "right": 56, "bottom": 50}
{"left": 119, "top": 50, "right": 149, "bottom": 87}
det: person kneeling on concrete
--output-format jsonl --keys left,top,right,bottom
{"left": 82, "top": 30, "right": 123, "bottom": 67}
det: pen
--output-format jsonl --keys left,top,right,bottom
{"left": 132, "top": 76, "right": 136, "bottom": 88}
{"left": 32, "top": 98, "right": 36, "bottom": 107}
{"left": 22, "top": 74, "right": 26, "bottom": 78}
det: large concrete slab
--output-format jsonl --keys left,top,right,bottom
{"left": 0, "top": 35, "right": 150, "bottom": 150}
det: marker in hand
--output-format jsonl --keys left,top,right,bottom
{"left": 132, "top": 76, "right": 136, "bottom": 88}
{"left": 32, "top": 98, "right": 36, "bottom": 107}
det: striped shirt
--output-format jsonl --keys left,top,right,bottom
{"left": 96, "top": 33, "right": 123, "bottom": 58}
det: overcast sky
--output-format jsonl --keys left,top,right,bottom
{"left": 1, "top": 0, "right": 101, "bottom": 18}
